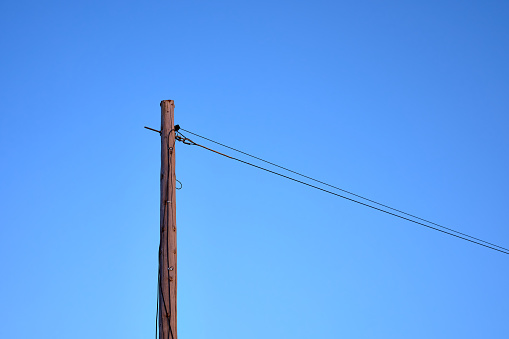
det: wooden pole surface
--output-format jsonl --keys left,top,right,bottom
{"left": 159, "top": 100, "right": 177, "bottom": 339}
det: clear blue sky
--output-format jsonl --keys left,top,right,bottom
{"left": 1, "top": 1, "right": 508, "bottom": 338}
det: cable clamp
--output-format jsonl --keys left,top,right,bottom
{"left": 176, "top": 135, "right": 195, "bottom": 145}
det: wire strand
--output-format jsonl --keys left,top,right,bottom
{"left": 179, "top": 128, "right": 509, "bottom": 253}
{"left": 176, "top": 131, "right": 509, "bottom": 256}
{"left": 155, "top": 268, "right": 159, "bottom": 339}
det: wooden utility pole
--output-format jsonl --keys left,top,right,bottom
{"left": 159, "top": 100, "right": 177, "bottom": 339}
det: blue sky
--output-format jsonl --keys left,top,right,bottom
{"left": 1, "top": 1, "right": 509, "bottom": 338}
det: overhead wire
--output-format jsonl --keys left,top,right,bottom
{"left": 175, "top": 129, "right": 508, "bottom": 255}
{"left": 155, "top": 269, "right": 159, "bottom": 339}
{"left": 179, "top": 128, "right": 509, "bottom": 254}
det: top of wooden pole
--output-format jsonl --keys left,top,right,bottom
{"left": 160, "top": 99, "right": 174, "bottom": 106}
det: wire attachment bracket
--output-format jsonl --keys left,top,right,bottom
{"left": 176, "top": 135, "right": 196, "bottom": 145}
